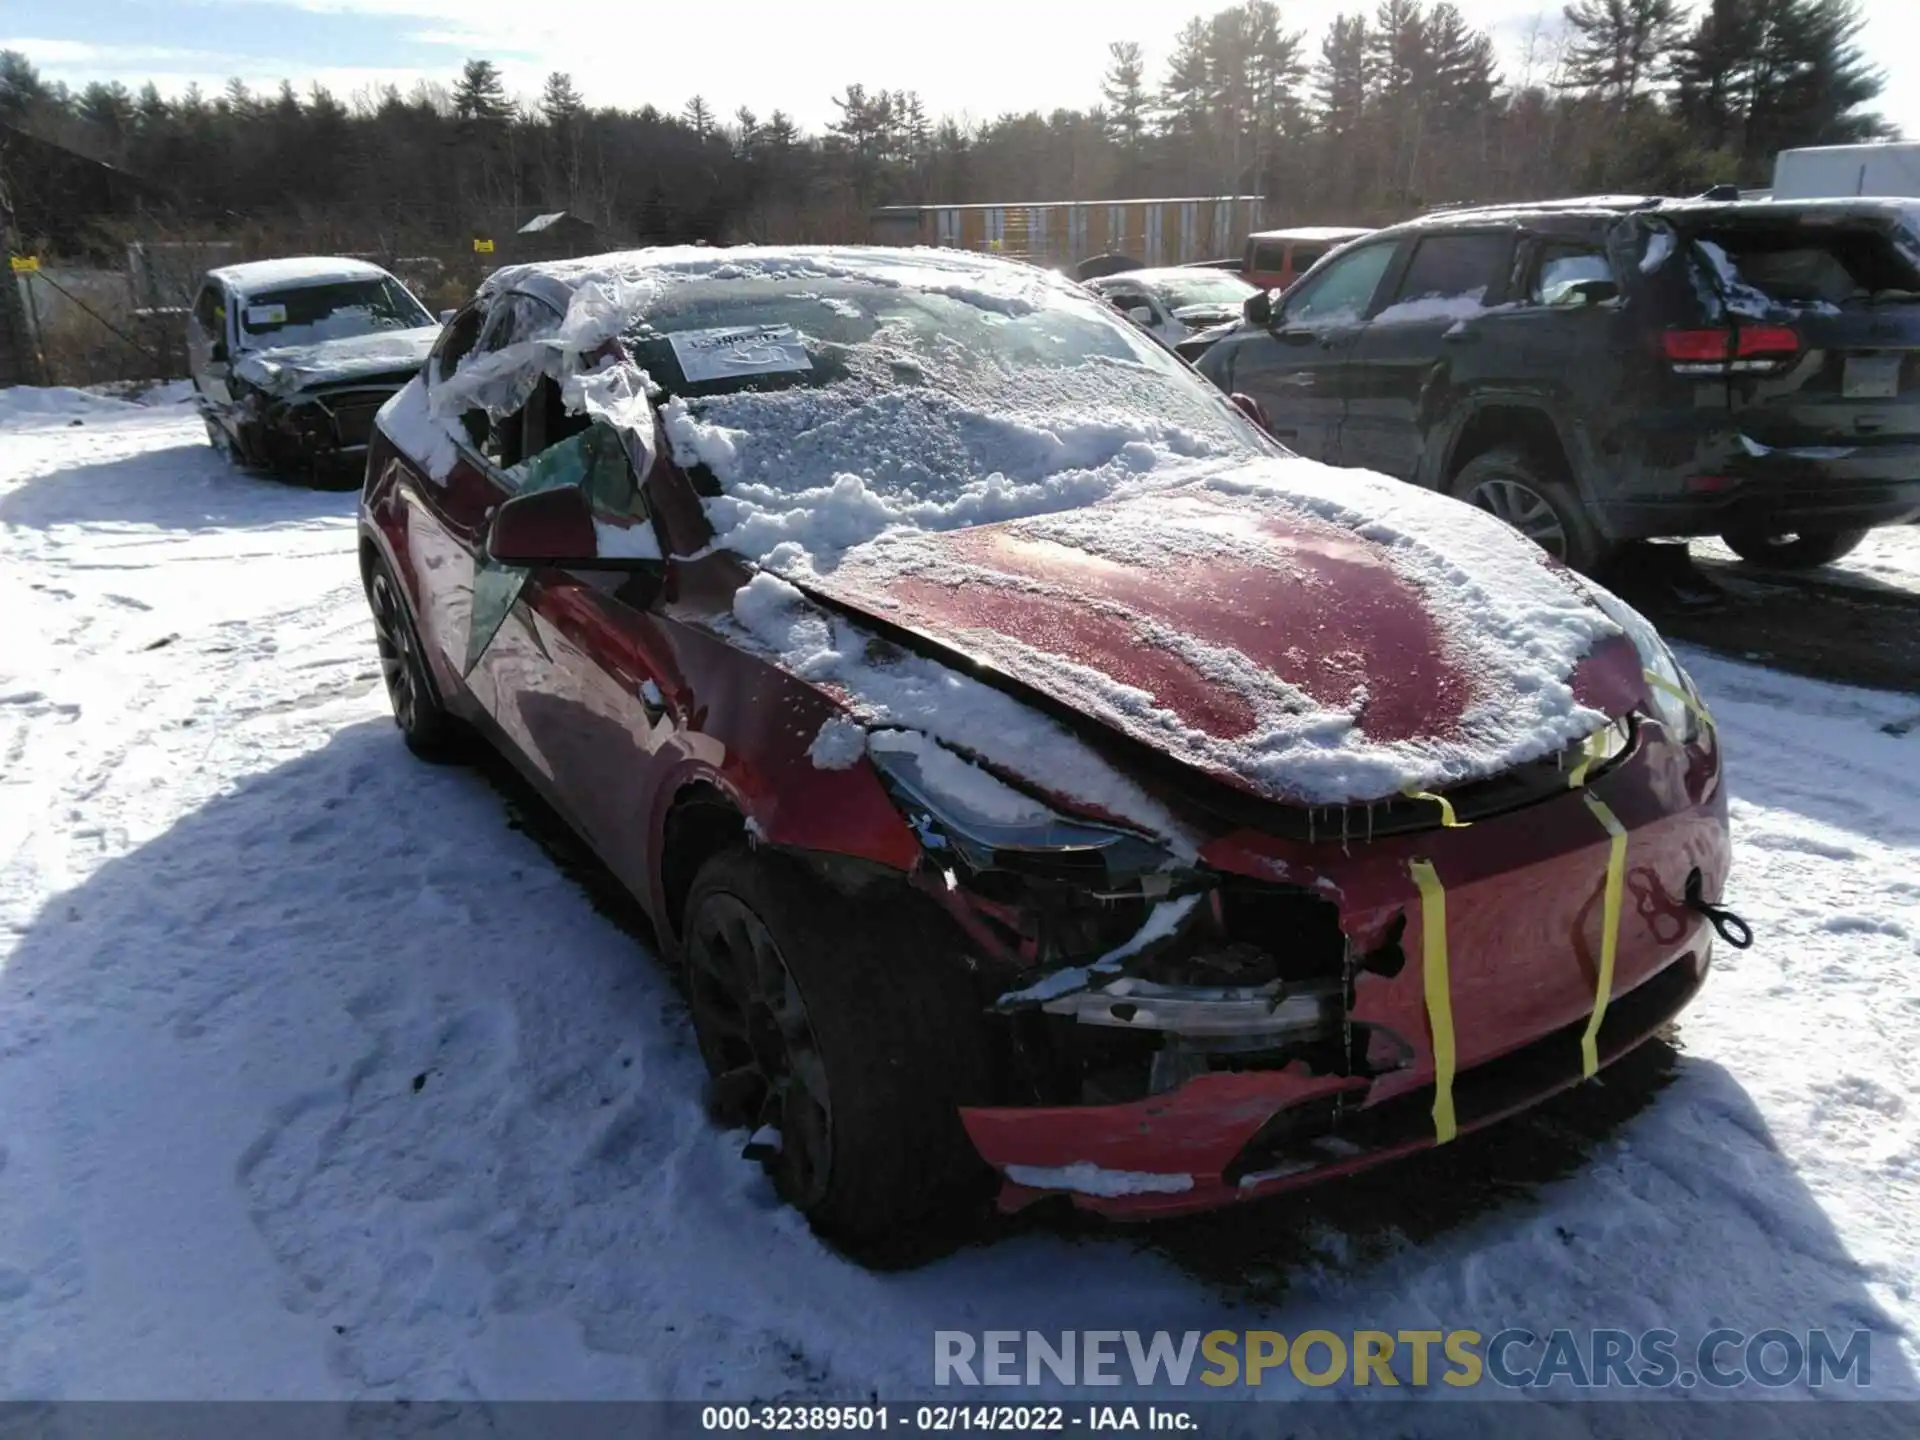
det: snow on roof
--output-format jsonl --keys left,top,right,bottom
{"left": 1086, "top": 266, "right": 1254, "bottom": 287}
{"left": 208, "top": 255, "right": 391, "bottom": 296}
{"left": 1248, "top": 226, "right": 1373, "bottom": 242}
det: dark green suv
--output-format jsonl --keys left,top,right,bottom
{"left": 1197, "top": 196, "right": 1920, "bottom": 572}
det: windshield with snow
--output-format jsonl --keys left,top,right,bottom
{"left": 239, "top": 278, "right": 435, "bottom": 349}
{"left": 630, "top": 275, "right": 1262, "bottom": 561}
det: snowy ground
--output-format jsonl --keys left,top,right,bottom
{"left": 0, "top": 388, "right": 1916, "bottom": 1415}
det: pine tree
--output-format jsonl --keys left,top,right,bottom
{"left": 1562, "top": 0, "right": 1686, "bottom": 102}
{"left": 1160, "top": 17, "right": 1213, "bottom": 137}
{"left": 1426, "top": 4, "right": 1498, "bottom": 127}
{"left": 1313, "top": 15, "right": 1373, "bottom": 137}
{"left": 0, "top": 50, "right": 47, "bottom": 127}
{"left": 1101, "top": 41, "right": 1150, "bottom": 156}
{"left": 452, "top": 59, "right": 510, "bottom": 121}
{"left": 539, "top": 72, "right": 584, "bottom": 127}
{"left": 682, "top": 94, "right": 714, "bottom": 139}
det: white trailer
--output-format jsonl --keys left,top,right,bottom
{"left": 1772, "top": 142, "right": 1920, "bottom": 200}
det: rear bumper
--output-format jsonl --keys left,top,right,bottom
{"left": 1604, "top": 440, "right": 1920, "bottom": 538}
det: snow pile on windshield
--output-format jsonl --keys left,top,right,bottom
{"left": 729, "top": 571, "right": 1193, "bottom": 850}
{"left": 661, "top": 356, "right": 1237, "bottom": 570}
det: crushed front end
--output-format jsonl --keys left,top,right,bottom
{"left": 878, "top": 706, "right": 1731, "bottom": 1220}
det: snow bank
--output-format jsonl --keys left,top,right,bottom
{"left": 0, "top": 386, "right": 149, "bottom": 429}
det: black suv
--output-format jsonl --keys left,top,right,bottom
{"left": 1195, "top": 196, "right": 1920, "bottom": 571}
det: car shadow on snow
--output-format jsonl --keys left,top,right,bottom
{"left": 3, "top": 720, "right": 1912, "bottom": 1405}
{"left": 0, "top": 430, "right": 356, "bottom": 535}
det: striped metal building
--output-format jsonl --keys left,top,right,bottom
{"left": 870, "top": 196, "right": 1266, "bottom": 270}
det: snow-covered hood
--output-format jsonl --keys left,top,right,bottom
{"left": 786, "top": 457, "right": 1646, "bottom": 808}
{"left": 234, "top": 325, "right": 440, "bottom": 398}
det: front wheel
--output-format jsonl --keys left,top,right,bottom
{"left": 1719, "top": 525, "right": 1870, "bottom": 570}
{"left": 365, "top": 558, "right": 462, "bottom": 762}
{"left": 682, "top": 849, "right": 991, "bottom": 1259}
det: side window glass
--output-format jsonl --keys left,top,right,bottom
{"left": 1531, "top": 243, "right": 1618, "bottom": 307}
{"left": 1384, "top": 233, "right": 1511, "bottom": 314}
{"left": 1252, "top": 242, "right": 1286, "bottom": 271}
{"left": 434, "top": 305, "right": 486, "bottom": 385}
{"left": 457, "top": 292, "right": 564, "bottom": 478}
{"left": 1290, "top": 246, "right": 1327, "bottom": 274}
{"left": 522, "top": 421, "right": 645, "bottom": 520}
{"left": 1283, "top": 243, "right": 1396, "bottom": 326}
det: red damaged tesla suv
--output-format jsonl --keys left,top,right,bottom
{"left": 358, "top": 245, "right": 1735, "bottom": 1249}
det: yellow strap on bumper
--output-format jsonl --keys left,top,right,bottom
{"left": 1401, "top": 787, "right": 1471, "bottom": 828}
{"left": 1408, "top": 859, "right": 1458, "bottom": 1145}
{"left": 1579, "top": 792, "right": 1629, "bottom": 1079}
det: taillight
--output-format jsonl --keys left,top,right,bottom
{"left": 1663, "top": 326, "right": 1800, "bottom": 374}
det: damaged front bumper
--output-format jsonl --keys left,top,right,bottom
{"left": 943, "top": 721, "right": 1731, "bottom": 1220}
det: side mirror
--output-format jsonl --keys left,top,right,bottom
{"left": 1242, "top": 291, "right": 1273, "bottom": 327}
{"left": 208, "top": 340, "right": 228, "bottom": 365}
{"left": 485, "top": 484, "right": 663, "bottom": 572}
{"left": 1125, "top": 305, "right": 1155, "bottom": 325}
{"left": 1229, "top": 392, "right": 1271, "bottom": 433}
{"left": 438, "top": 309, "right": 457, "bottom": 326}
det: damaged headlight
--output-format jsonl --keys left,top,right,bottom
{"left": 1585, "top": 585, "right": 1705, "bottom": 744}
{"left": 865, "top": 729, "right": 1172, "bottom": 884}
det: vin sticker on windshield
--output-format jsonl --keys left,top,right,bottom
{"left": 667, "top": 325, "right": 813, "bottom": 383}
{"left": 244, "top": 304, "right": 288, "bottom": 326}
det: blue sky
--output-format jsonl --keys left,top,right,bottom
{"left": 5, "top": 0, "right": 1916, "bottom": 140}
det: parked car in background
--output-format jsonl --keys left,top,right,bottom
{"left": 1243, "top": 226, "right": 1373, "bottom": 292}
{"left": 359, "top": 244, "right": 1730, "bottom": 1251}
{"left": 188, "top": 257, "right": 442, "bottom": 486}
{"left": 1198, "top": 196, "right": 1920, "bottom": 572}
{"left": 1085, "top": 266, "right": 1259, "bottom": 351}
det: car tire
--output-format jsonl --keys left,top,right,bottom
{"left": 364, "top": 557, "right": 462, "bottom": 762}
{"left": 1450, "top": 445, "right": 1611, "bottom": 574}
{"left": 1718, "top": 525, "right": 1870, "bottom": 570}
{"left": 682, "top": 848, "right": 992, "bottom": 1261}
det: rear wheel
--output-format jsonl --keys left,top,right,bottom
{"left": 682, "top": 849, "right": 991, "bottom": 1259}
{"left": 365, "top": 558, "right": 461, "bottom": 762}
{"left": 1718, "top": 525, "right": 1870, "bottom": 570}
{"left": 1450, "top": 445, "right": 1611, "bottom": 574}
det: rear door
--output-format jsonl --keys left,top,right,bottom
{"left": 1682, "top": 214, "right": 1920, "bottom": 454}
{"left": 1338, "top": 230, "right": 1516, "bottom": 482}
{"left": 1219, "top": 238, "right": 1399, "bottom": 461}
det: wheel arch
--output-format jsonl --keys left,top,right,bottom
{"left": 657, "top": 779, "right": 751, "bottom": 949}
